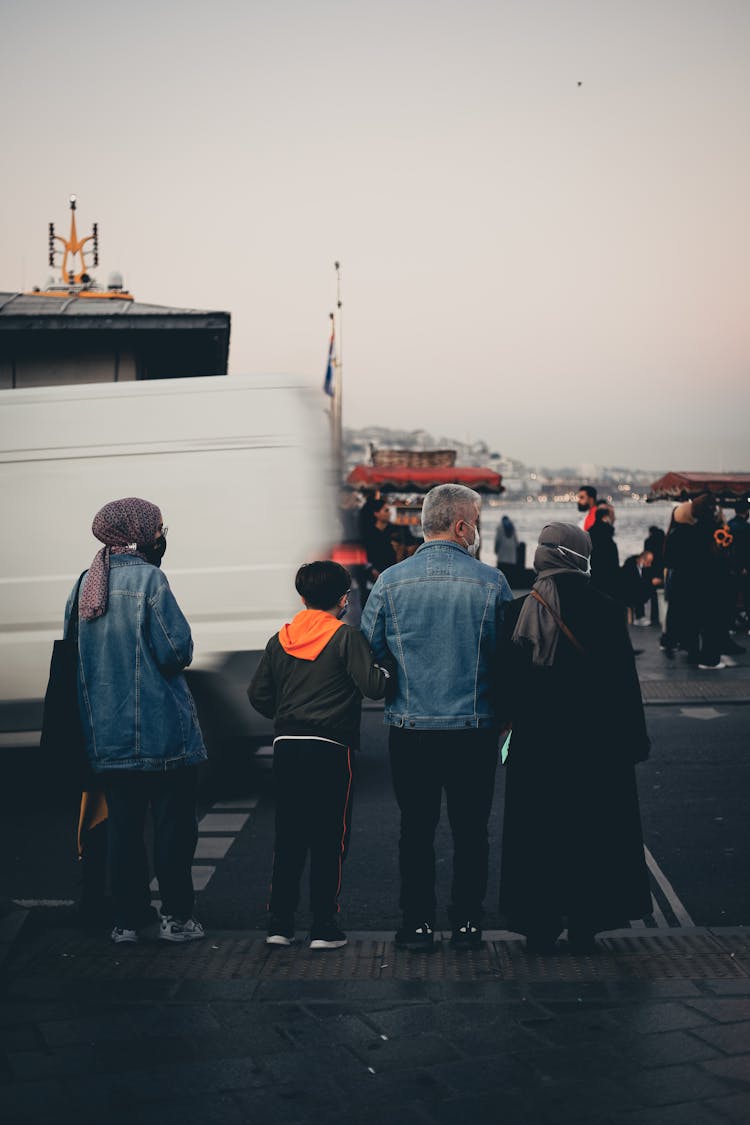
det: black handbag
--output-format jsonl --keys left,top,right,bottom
{"left": 40, "top": 573, "right": 90, "bottom": 783}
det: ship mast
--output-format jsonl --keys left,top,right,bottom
{"left": 49, "top": 195, "right": 99, "bottom": 286}
{"left": 31, "top": 196, "right": 132, "bottom": 300}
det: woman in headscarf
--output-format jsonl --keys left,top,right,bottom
{"left": 65, "top": 497, "right": 207, "bottom": 945}
{"left": 497, "top": 522, "right": 651, "bottom": 953}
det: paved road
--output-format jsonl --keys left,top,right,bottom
{"left": 2, "top": 700, "right": 749, "bottom": 934}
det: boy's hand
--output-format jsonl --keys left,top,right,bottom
{"left": 377, "top": 653, "right": 398, "bottom": 702}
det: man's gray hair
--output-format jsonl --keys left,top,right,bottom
{"left": 421, "top": 484, "right": 481, "bottom": 537}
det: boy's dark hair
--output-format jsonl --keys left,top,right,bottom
{"left": 295, "top": 561, "right": 351, "bottom": 609}
{"left": 579, "top": 485, "right": 597, "bottom": 501}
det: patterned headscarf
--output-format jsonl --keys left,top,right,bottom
{"left": 80, "top": 497, "right": 162, "bottom": 621}
{"left": 511, "top": 522, "right": 591, "bottom": 666}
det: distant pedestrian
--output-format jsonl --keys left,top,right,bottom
{"left": 66, "top": 498, "right": 207, "bottom": 945}
{"left": 498, "top": 523, "right": 651, "bottom": 953}
{"left": 663, "top": 494, "right": 727, "bottom": 668}
{"left": 248, "top": 561, "right": 388, "bottom": 950}
{"left": 495, "top": 514, "right": 520, "bottom": 586}
{"left": 361, "top": 484, "right": 513, "bottom": 951}
{"left": 588, "top": 506, "right": 622, "bottom": 601}
{"left": 644, "top": 526, "right": 666, "bottom": 627}
{"left": 621, "top": 548, "right": 658, "bottom": 625}
{"left": 361, "top": 497, "right": 398, "bottom": 579}
{"left": 728, "top": 499, "right": 750, "bottom": 632}
{"left": 576, "top": 485, "right": 598, "bottom": 532}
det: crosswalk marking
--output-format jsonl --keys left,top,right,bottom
{"left": 189, "top": 865, "right": 216, "bottom": 891}
{"left": 644, "top": 845, "right": 694, "bottom": 927}
{"left": 151, "top": 864, "right": 215, "bottom": 894}
{"left": 198, "top": 812, "right": 250, "bottom": 833}
{"left": 679, "top": 706, "right": 725, "bottom": 720}
{"left": 13, "top": 899, "right": 75, "bottom": 907}
{"left": 212, "top": 798, "right": 259, "bottom": 809}
{"left": 194, "top": 837, "right": 234, "bottom": 859}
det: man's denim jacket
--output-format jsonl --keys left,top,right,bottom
{"left": 360, "top": 540, "right": 513, "bottom": 730}
{"left": 64, "top": 555, "right": 207, "bottom": 771}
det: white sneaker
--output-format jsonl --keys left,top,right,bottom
{"left": 632, "top": 617, "right": 650, "bottom": 627}
{"left": 110, "top": 926, "right": 138, "bottom": 944}
{"left": 159, "top": 915, "right": 206, "bottom": 943}
{"left": 698, "top": 662, "right": 727, "bottom": 670}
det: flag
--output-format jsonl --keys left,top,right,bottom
{"left": 323, "top": 322, "right": 335, "bottom": 396}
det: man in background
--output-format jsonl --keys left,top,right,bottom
{"left": 576, "top": 486, "right": 598, "bottom": 532}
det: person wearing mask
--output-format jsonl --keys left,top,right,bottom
{"left": 498, "top": 523, "right": 651, "bottom": 953}
{"left": 361, "top": 484, "right": 513, "bottom": 951}
{"left": 66, "top": 497, "right": 207, "bottom": 945}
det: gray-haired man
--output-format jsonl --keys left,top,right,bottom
{"left": 361, "top": 484, "right": 513, "bottom": 949}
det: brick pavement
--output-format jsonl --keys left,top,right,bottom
{"left": 630, "top": 618, "right": 750, "bottom": 706}
{"left": 2, "top": 913, "right": 750, "bottom": 1125}
{"left": 2, "top": 623, "right": 748, "bottom": 1122}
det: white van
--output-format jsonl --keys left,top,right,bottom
{"left": 0, "top": 374, "right": 337, "bottom": 762}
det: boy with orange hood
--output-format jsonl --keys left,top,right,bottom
{"left": 248, "top": 561, "right": 388, "bottom": 949}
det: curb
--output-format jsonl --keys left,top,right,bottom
{"left": 0, "top": 901, "right": 30, "bottom": 971}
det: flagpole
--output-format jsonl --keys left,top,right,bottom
{"left": 333, "top": 260, "right": 343, "bottom": 482}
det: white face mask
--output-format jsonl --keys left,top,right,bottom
{"left": 556, "top": 544, "right": 590, "bottom": 574}
{"left": 461, "top": 522, "right": 481, "bottom": 558}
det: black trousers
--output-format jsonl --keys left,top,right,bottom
{"left": 269, "top": 737, "right": 353, "bottom": 921}
{"left": 388, "top": 727, "right": 499, "bottom": 924}
{"left": 102, "top": 767, "right": 198, "bottom": 929}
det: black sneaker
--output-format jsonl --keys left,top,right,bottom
{"left": 451, "top": 920, "right": 482, "bottom": 949}
{"left": 266, "top": 915, "right": 295, "bottom": 946}
{"left": 567, "top": 930, "right": 599, "bottom": 955}
{"left": 394, "top": 921, "right": 435, "bottom": 951}
{"left": 309, "top": 920, "right": 347, "bottom": 949}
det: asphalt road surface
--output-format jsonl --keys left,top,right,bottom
{"left": 2, "top": 702, "right": 749, "bottom": 933}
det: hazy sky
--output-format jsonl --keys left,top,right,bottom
{"left": 2, "top": 0, "right": 748, "bottom": 470}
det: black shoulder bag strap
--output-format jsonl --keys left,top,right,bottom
{"left": 67, "top": 571, "right": 87, "bottom": 641}
{"left": 530, "top": 589, "right": 587, "bottom": 657}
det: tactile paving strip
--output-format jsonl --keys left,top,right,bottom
{"left": 7, "top": 929, "right": 750, "bottom": 982}
{"left": 641, "top": 679, "right": 750, "bottom": 702}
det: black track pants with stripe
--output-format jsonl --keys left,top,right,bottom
{"left": 269, "top": 737, "right": 353, "bottom": 922}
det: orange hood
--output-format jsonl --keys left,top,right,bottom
{"left": 278, "top": 609, "right": 344, "bottom": 661}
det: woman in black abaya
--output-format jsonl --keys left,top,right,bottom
{"left": 498, "top": 523, "right": 651, "bottom": 953}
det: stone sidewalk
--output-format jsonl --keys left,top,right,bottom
{"left": 2, "top": 621, "right": 748, "bottom": 1123}
{"left": 627, "top": 616, "right": 749, "bottom": 706}
{"left": 2, "top": 916, "right": 750, "bottom": 1125}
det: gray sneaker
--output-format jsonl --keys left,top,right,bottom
{"left": 159, "top": 915, "right": 206, "bottom": 943}
{"left": 110, "top": 926, "right": 138, "bottom": 944}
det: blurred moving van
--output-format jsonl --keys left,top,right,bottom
{"left": 0, "top": 374, "right": 336, "bottom": 764}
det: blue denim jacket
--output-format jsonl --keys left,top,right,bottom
{"left": 64, "top": 555, "right": 207, "bottom": 771}
{"left": 360, "top": 540, "right": 513, "bottom": 730}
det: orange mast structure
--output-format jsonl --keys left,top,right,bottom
{"left": 31, "top": 195, "right": 133, "bottom": 300}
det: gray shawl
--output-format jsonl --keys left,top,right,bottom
{"left": 511, "top": 522, "right": 591, "bottom": 666}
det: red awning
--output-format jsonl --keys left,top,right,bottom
{"left": 346, "top": 465, "right": 504, "bottom": 494}
{"left": 648, "top": 471, "right": 750, "bottom": 502}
